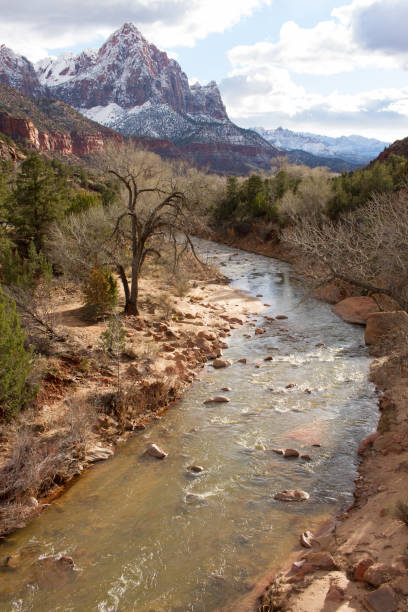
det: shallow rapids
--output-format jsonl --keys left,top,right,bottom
{"left": 1, "top": 240, "right": 378, "bottom": 612}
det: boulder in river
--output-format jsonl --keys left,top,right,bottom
{"left": 212, "top": 358, "right": 231, "bottom": 369}
{"left": 204, "top": 396, "right": 230, "bottom": 404}
{"left": 237, "top": 358, "right": 247, "bottom": 364}
{"left": 188, "top": 465, "right": 205, "bottom": 473}
{"left": 333, "top": 296, "right": 379, "bottom": 325}
{"left": 274, "top": 489, "right": 310, "bottom": 502}
{"left": 276, "top": 315, "right": 288, "bottom": 320}
{"left": 300, "top": 530, "right": 314, "bottom": 548}
{"left": 283, "top": 448, "right": 300, "bottom": 458}
{"left": 145, "top": 443, "right": 168, "bottom": 459}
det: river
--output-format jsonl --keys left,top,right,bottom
{"left": 0, "top": 240, "right": 378, "bottom": 611}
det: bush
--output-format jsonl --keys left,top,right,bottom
{"left": 0, "top": 288, "right": 35, "bottom": 420}
{"left": 82, "top": 265, "right": 118, "bottom": 321}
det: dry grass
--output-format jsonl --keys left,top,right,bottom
{"left": 0, "top": 400, "right": 96, "bottom": 536}
{"left": 395, "top": 500, "right": 408, "bottom": 526}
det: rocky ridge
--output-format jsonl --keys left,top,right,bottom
{"left": 0, "top": 24, "right": 279, "bottom": 173}
{"left": 255, "top": 126, "right": 388, "bottom": 166}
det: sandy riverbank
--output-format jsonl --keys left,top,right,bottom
{"left": 0, "top": 262, "right": 264, "bottom": 539}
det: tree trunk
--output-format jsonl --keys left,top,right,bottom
{"left": 117, "top": 264, "right": 134, "bottom": 314}
{"left": 126, "top": 257, "right": 140, "bottom": 315}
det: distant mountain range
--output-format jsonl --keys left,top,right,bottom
{"left": 0, "top": 24, "right": 391, "bottom": 174}
{"left": 254, "top": 126, "right": 389, "bottom": 167}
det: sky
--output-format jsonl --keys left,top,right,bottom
{"left": 1, "top": 0, "right": 408, "bottom": 142}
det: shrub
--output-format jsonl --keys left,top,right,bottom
{"left": 82, "top": 265, "right": 118, "bottom": 321}
{"left": 0, "top": 288, "right": 35, "bottom": 420}
{"left": 395, "top": 499, "right": 408, "bottom": 526}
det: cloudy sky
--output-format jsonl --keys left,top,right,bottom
{"left": 1, "top": 0, "right": 407, "bottom": 141}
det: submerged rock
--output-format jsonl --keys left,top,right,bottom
{"left": 204, "top": 396, "right": 230, "bottom": 404}
{"left": 185, "top": 493, "right": 205, "bottom": 503}
{"left": 274, "top": 489, "right": 310, "bottom": 502}
{"left": 188, "top": 465, "right": 205, "bottom": 473}
{"left": 283, "top": 448, "right": 300, "bottom": 458}
{"left": 145, "top": 443, "right": 168, "bottom": 459}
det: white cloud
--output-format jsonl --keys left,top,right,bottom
{"left": 0, "top": 0, "right": 271, "bottom": 61}
{"left": 221, "top": 0, "right": 408, "bottom": 140}
{"left": 227, "top": 0, "right": 408, "bottom": 77}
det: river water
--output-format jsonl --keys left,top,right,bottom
{"left": 1, "top": 240, "right": 378, "bottom": 612}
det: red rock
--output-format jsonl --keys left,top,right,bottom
{"left": 272, "top": 449, "right": 284, "bottom": 455}
{"left": 365, "top": 311, "right": 408, "bottom": 347}
{"left": 283, "top": 448, "right": 300, "bottom": 458}
{"left": 305, "top": 552, "right": 337, "bottom": 570}
{"left": 188, "top": 465, "right": 204, "bottom": 473}
{"left": 333, "top": 296, "right": 379, "bottom": 324}
{"left": 363, "top": 563, "right": 401, "bottom": 587}
{"left": 237, "top": 358, "right": 247, "bottom": 364}
{"left": 364, "top": 584, "right": 401, "bottom": 612}
{"left": 354, "top": 558, "right": 374, "bottom": 581}
{"left": 255, "top": 328, "right": 265, "bottom": 335}
{"left": 358, "top": 432, "right": 379, "bottom": 455}
{"left": 212, "top": 358, "right": 231, "bottom": 369}
{"left": 301, "top": 454, "right": 311, "bottom": 461}
{"left": 276, "top": 315, "right": 288, "bottom": 320}
{"left": 325, "top": 584, "right": 345, "bottom": 602}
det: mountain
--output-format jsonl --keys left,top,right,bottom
{"left": 0, "top": 24, "right": 370, "bottom": 174}
{"left": 0, "top": 45, "right": 42, "bottom": 98}
{"left": 254, "top": 126, "right": 389, "bottom": 166}
{"left": 372, "top": 136, "right": 408, "bottom": 164}
{"left": 29, "top": 23, "right": 279, "bottom": 174}
{"left": 0, "top": 82, "right": 182, "bottom": 160}
{"left": 285, "top": 149, "right": 358, "bottom": 172}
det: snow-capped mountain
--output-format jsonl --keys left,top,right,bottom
{"left": 35, "top": 24, "right": 229, "bottom": 122}
{"left": 0, "top": 45, "right": 42, "bottom": 98}
{"left": 0, "top": 23, "right": 280, "bottom": 173}
{"left": 254, "top": 126, "right": 388, "bottom": 165}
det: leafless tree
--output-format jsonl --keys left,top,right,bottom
{"left": 50, "top": 145, "right": 210, "bottom": 315}
{"left": 285, "top": 190, "right": 408, "bottom": 309}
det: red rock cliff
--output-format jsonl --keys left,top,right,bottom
{"left": 0, "top": 112, "right": 124, "bottom": 156}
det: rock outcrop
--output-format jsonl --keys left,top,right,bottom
{"left": 333, "top": 296, "right": 380, "bottom": 325}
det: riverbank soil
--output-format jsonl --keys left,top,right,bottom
{"left": 0, "top": 257, "right": 263, "bottom": 538}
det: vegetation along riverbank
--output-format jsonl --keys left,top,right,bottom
{"left": 207, "top": 160, "right": 408, "bottom": 611}
{"left": 0, "top": 129, "right": 408, "bottom": 612}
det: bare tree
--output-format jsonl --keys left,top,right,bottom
{"left": 50, "top": 145, "right": 209, "bottom": 316}
{"left": 285, "top": 190, "right": 408, "bottom": 309}
{"left": 109, "top": 170, "right": 202, "bottom": 314}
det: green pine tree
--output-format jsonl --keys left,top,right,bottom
{"left": 0, "top": 287, "right": 35, "bottom": 420}
{"left": 8, "top": 154, "right": 70, "bottom": 251}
